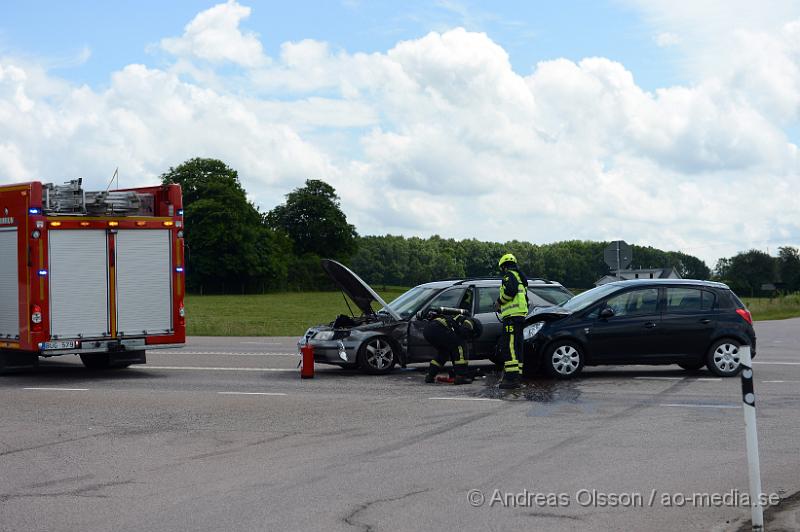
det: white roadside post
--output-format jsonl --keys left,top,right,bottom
{"left": 740, "top": 345, "right": 764, "bottom": 531}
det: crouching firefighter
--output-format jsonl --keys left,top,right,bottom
{"left": 496, "top": 253, "right": 529, "bottom": 389}
{"left": 422, "top": 308, "right": 482, "bottom": 385}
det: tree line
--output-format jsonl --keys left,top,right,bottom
{"left": 713, "top": 248, "right": 800, "bottom": 297}
{"left": 162, "top": 157, "right": 797, "bottom": 295}
{"left": 350, "top": 236, "right": 711, "bottom": 288}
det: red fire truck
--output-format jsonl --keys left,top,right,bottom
{"left": 0, "top": 179, "right": 186, "bottom": 371}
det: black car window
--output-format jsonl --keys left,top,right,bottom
{"left": 701, "top": 290, "right": 716, "bottom": 310}
{"left": 666, "top": 288, "right": 703, "bottom": 312}
{"left": 476, "top": 287, "right": 499, "bottom": 314}
{"left": 427, "top": 288, "right": 468, "bottom": 311}
{"left": 604, "top": 288, "right": 659, "bottom": 317}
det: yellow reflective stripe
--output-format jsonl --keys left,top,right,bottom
{"left": 508, "top": 335, "right": 518, "bottom": 363}
{"left": 454, "top": 360, "right": 468, "bottom": 365}
{"left": 456, "top": 346, "right": 465, "bottom": 363}
{"left": 430, "top": 360, "right": 442, "bottom": 367}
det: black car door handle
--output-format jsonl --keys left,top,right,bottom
{"left": 699, "top": 319, "right": 711, "bottom": 324}
{"left": 644, "top": 322, "right": 657, "bottom": 329}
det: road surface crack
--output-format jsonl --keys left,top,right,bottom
{"left": 343, "top": 488, "right": 430, "bottom": 532}
{"left": 0, "top": 479, "right": 135, "bottom": 502}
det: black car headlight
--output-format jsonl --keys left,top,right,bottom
{"left": 523, "top": 322, "right": 544, "bottom": 340}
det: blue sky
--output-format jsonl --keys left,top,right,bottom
{"left": 0, "top": 1, "right": 681, "bottom": 90}
{"left": 1, "top": 1, "right": 799, "bottom": 264}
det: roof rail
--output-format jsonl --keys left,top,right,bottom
{"left": 453, "top": 276, "right": 554, "bottom": 285}
{"left": 452, "top": 277, "right": 501, "bottom": 285}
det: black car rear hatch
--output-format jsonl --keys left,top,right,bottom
{"left": 321, "top": 259, "right": 401, "bottom": 320}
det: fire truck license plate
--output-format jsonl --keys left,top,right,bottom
{"left": 42, "top": 340, "right": 76, "bottom": 350}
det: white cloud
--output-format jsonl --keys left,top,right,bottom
{"left": 654, "top": 32, "right": 680, "bottom": 47}
{"left": 2, "top": 2, "right": 800, "bottom": 267}
{"left": 160, "top": 0, "right": 266, "bottom": 67}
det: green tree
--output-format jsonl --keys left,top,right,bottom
{"left": 266, "top": 179, "right": 358, "bottom": 260}
{"left": 160, "top": 157, "right": 245, "bottom": 206}
{"left": 778, "top": 246, "right": 800, "bottom": 292}
{"left": 161, "top": 158, "right": 290, "bottom": 293}
{"left": 716, "top": 249, "right": 776, "bottom": 296}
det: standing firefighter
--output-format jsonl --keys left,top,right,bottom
{"left": 496, "top": 253, "right": 529, "bottom": 389}
{"left": 422, "top": 308, "right": 482, "bottom": 385}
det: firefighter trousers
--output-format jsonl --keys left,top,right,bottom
{"left": 423, "top": 320, "right": 469, "bottom": 373}
{"left": 500, "top": 316, "right": 525, "bottom": 374}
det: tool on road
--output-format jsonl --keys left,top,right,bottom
{"left": 300, "top": 344, "right": 315, "bottom": 379}
{"left": 739, "top": 345, "right": 764, "bottom": 531}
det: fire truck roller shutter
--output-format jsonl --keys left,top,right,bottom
{"left": 115, "top": 229, "right": 172, "bottom": 336}
{"left": 0, "top": 228, "right": 20, "bottom": 338}
{"left": 49, "top": 230, "right": 110, "bottom": 339}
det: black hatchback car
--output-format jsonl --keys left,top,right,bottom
{"left": 523, "top": 279, "right": 756, "bottom": 379}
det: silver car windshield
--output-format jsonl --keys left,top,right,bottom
{"left": 381, "top": 287, "right": 440, "bottom": 319}
{"left": 560, "top": 284, "right": 620, "bottom": 312}
{"left": 530, "top": 286, "right": 572, "bottom": 306}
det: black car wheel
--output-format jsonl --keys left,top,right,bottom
{"left": 706, "top": 339, "right": 743, "bottom": 377}
{"left": 543, "top": 340, "right": 584, "bottom": 379}
{"left": 357, "top": 336, "right": 396, "bottom": 375}
{"left": 678, "top": 361, "right": 705, "bottom": 371}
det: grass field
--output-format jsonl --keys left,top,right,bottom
{"left": 743, "top": 294, "right": 800, "bottom": 321}
{"left": 185, "top": 288, "right": 408, "bottom": 336}
{"left": 185, "top": 291, "right": 800, "bottom": 337}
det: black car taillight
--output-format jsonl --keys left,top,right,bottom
{"left": 736, "top": 308, "right": 753, "bottom": 325}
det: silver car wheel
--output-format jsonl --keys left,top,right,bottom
{"left": 713, "top": 342, "right": 741, "bottom": 373}
{"left": 551, "top": 345, "right": 580, "bottom": 375}
{"left": 365, "top": 338, "right": 394, "bottom": 370}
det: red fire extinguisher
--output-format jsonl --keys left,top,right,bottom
{"left": 300, "top": 344, "right": 314, "bottom": 379}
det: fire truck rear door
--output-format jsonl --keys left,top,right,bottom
{"left": 0, "top": 228, "right": 19, "bottom": 339}
{"left": 115, "top": 229, "right": 172, "bottom": 336}
{"left": 49, "top": 230, "right": 110, "bottom": 339}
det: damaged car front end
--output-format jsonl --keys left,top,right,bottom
{"left": 298, "top": 259, "right": 411, "bottom": 374}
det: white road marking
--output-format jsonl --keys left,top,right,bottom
{"left": 659, "top": 403, "right": 739, "bottom": 409}
{"left": 763, "top": 380, "right": 800, "bottom": 383}
{"left": 753, "top": 361, "right": 800, "bottom": 365}
{"left": 634, "top": 377, "right": 683, "bottom": 381}
{"left": 23, "top": 387, "right": 89, "bottom": 391}
{"left": 697, "top": 378, "right": 722, "bottom": 381}
{"left": 428, "top": 397, "right": 503, "bottom": 402}
{"left": 141, "top": 366, "right": 295, "bottom": 372}
{"left": 239, "top": 341, "right": 285, "bottom": 345}
{"left": 218, "top": 391, "right": 287, "bottom": 396}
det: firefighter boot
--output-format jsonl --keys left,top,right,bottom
{"left": 425, "top": 365, "right": 439, "bottom": 383}
{"left": 453, "top": 365, "right": 472, "bottom": 385}
{"left": 499, "top": 371, "right": 521, "bottom": 389}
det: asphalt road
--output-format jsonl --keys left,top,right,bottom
{"left": 1, "top": 320, "right": 799, "bottom": 532}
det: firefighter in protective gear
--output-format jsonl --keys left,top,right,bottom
{"left": 422, "top": 311, "right": 481, "bottom": 385}
{"left": 496, "top": 253, "right": 529, "bottom": 389}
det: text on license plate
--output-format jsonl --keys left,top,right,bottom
{"left": 42, "top": 340, "right": 76, "bottom": 350}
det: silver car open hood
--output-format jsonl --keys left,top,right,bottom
{"left": 320, "top": 259, "right": 401, "bottom": 320}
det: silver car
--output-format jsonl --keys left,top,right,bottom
{"left": 299, "top": 259, "right": 573, "bottom": 374}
